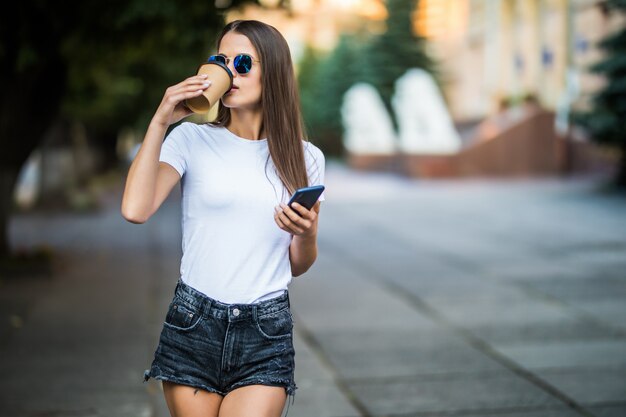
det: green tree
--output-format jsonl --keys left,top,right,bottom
{"left": 572, "top": 0, "right": 626, "bottom": 187}
{"left": 298, "top": 45, "right": 325, "bottom": 144}
{"left": 0, "top": 0, "right": 256, "bottom": 260}
{"left": 299, "top": 0, "right": 439, "bottom": 156}
{"left": 365, "top": 0, "right": 438, "bottom": 131}
{"left": 299, "top": 34, "right": 368, "bottom": 156}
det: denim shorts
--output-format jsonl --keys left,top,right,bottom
{"left": 143, "top": 278, "right": 297, "bottom": 405}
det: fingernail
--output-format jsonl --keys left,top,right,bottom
{"left": 203, "top": 82, "right": 209, "bottom": 87}
{"left": 201, "top": 74, "right": 208, "bottom": 78}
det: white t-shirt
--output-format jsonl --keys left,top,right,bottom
{"left": 159, "top": 122, "right": 326, "bottom": 304}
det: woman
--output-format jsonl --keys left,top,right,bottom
{"left": 121, "top": 19, "right": 325, "bottom": 417}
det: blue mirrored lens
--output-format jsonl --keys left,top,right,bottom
{"left": 234, "top": 54, "right": 252, "bottom": 74}
{"left": 208, "top": 55, "right": 226, "bottom": 64}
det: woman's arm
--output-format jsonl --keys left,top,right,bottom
{"left": 121, "top": 122, "right": 170, "bottom": 223}
{"left": 274, "top": 201, "right": 321, "bottom": 277}
{"left": 121, "top": 74, "right": 211, "bottom": 223}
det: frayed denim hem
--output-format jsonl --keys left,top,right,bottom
{"left": 227, "top": 378, "right": 297, "bottom": 416}
{"left": 143, "top": 367, "right": 297, "bottom": 416}
{"left": 283, "top": 386, "right": 296, "bottom": 417}
{"left": 143, "top": 366, "right": 226, "bottom": 396}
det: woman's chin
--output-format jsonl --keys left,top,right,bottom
{"left": 220, "top": 98, "right": 237, "bottom": 108}
{"left": 220, "top": 98, "right": 261, "bottom": 111}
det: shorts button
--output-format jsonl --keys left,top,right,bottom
{"left": 232, "top": 308, "right": 240, "bottom": 317}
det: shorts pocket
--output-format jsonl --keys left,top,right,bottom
{"left": 163, "top": 297, "right": 203, "bottom": 331}
{"left": 255, "top": 307, "right": 293, "bottom": 340}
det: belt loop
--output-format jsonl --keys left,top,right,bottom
{"left": 204, "top": 298, "right": 213, "bottom": 318}
{"left": 252, "top": 304, "right": 258, "bottom": 323}
{"left": 286, "top": 290, "right": 290, "bottom": 308}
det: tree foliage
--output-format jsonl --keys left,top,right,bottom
{"left": 298, "top": 0, "right": 439, "bottom": 156}
{"left": 0, "top": 0, "right": 257, "bottom": 258}
{"left": 299, "top": 35, "right": 368, "bottom": 156}
{"left": 60, "top": 0, "right": 236, "bottom": 134}
{"left": 364, "top": 0, "right": 438, "bottom": 130}
{"left": 572, "top": 0, "right": 626, "bottom": 186}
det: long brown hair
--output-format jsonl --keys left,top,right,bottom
{"left": 209, "top": 20, "right": 309, "bottom": 200}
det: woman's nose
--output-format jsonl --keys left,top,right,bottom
{"left": 227, "top": 61, "right": 238, "bottom": 77}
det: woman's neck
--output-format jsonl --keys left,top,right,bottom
{"left": 227, "top": 109, "right": 265, "bottom": 140}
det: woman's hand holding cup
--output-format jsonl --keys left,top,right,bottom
{"left": 151, "top": 75, "right": 212, "bottom": 128}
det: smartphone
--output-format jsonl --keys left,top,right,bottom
{"left": 288, "top": 185, "right": 325, "bottom": 211}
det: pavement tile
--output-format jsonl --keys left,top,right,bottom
{"left": 401, "top": 406, "right": 584, "bottom": 417}
{"left": 467, "top": 319, "right": 622, "bottom": 345}
{"left": 561, "top": 248, "right": 626, "bottom": 271}
{"left": 527, "top": 276, "right": 626, "bottom": 304}
{"left": 494, "top": 339, "right": 626, "bottom": 370}
{"left": 482, "top": 261, "right": 589, "bottom": 283}
{"left": 576, "top": 299, "right": 626, "bottom": 331}
{"left": 587, "top": 404, "right": 626, "bottom": 417}
{"left": 290, "top": 330, "right": 362, "bottom": 417}
{"left": 0, "top": 276, "right": 52, "bottom": 350}
{"left": 393, "top": 274, "right": 522, "bottom": 299}
{"left": 345, "top": 371, "right": 564, "bottom": 416}
{"left": 426, "top": 295, "right": 572, "bottom": 326}
{"left": 309, "top": 328, "right": 505, "bottom": 379}
{"left": 291, "top": 257, "right": 437, "bottom": 332}
{"left": 536, "top": 368, "right": 626, "bottom": 405}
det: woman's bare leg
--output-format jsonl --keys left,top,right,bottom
{"left": 217, "top": 385, "right": 287, "bottom": 417}
{"left": 162, "top": 380, "right": 224, "bottom": 417}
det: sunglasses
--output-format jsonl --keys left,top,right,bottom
{"left": 208, "top": 53, "right": 260, "bottom": 75}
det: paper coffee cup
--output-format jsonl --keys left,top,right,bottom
{"left": 185, "top": 61, "right": 233, "bottom": 114}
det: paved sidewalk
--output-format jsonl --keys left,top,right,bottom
{"left": 1, "top": 161, "right": 625, "bottom": 416}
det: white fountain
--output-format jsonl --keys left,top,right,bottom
{"left": 392, "top": 68, "right": 461, "bottom": 154}
{"left": 341, "top": 83, "right": 397, "bottom": 155}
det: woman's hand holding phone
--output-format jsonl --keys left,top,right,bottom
{"left": 274, "top": 185, "right": 324, "bottom": 236}
{"left": 274, "top": 200, "right": 320, "bottom": 237}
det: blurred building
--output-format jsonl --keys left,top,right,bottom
{"left": 226, "top": 0, "right": 387, "bottom": 68}
{"left": 415, "top": 0, "right": 624, "bottom": 123}
{"left": 227, "top": 0, "right": 621, "bottom": 177}
{"left": 229, "top": 0, "right": 622, "bottom": 122}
